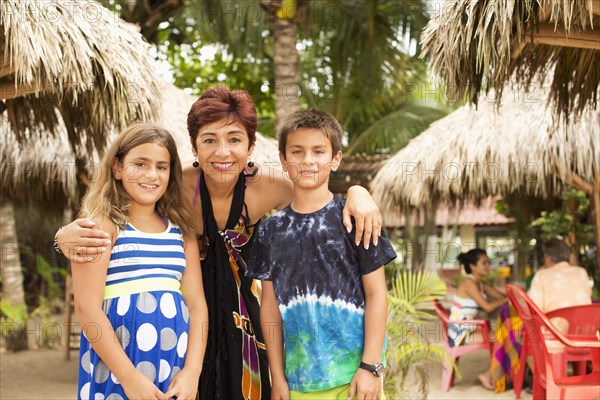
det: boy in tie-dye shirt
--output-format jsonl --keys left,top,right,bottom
{"left": 247, "top": 109, "right": 396, "bottom": 400}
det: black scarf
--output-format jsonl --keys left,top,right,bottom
{"left": 197, "top": 171, "right": 270, "bottom": 400}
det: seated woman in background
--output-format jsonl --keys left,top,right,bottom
{"left": 448, "top": 248, "right": 507, "bottom": 390}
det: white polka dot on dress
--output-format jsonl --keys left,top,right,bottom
{"left": 159, "top": 359, "right": 171, "bottom": 383}
{"left": 177, "top": 332, "right": 188, "bottom": 358}
{"left": 136, "top": 323, "right": 158, "bottom": 352}
{"left": 80, "top": 382, "right": 90, "bottom": 399}
{"left": 116, "top": 296, "right": 130, "bottom": 316}
{"left": 160, "top": 293, "right": 177, "bottom": 319}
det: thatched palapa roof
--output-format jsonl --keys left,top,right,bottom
{"left": 1, "top": 83, "right": 280, "bottom": 207}
{"left": 1, "top": 0, "right": 161, "bottom": 152}
{"left": 371, "top": 83, "right": 600, "bottom": 214}
{"left": 421, "top": 0, "right": 600, "bottom": 118}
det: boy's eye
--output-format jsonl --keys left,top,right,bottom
{"left": 315, "top": 150, "right": 324, "bottom": 154}
{"left": 292, "top": 150, "right": 302, "bottom": 154}
{"left": 134, "top": 162, "right": 145, "bottom": 167}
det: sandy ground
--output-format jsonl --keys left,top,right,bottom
{"left": 0, "top": 348, "right": 78, "bottom": 400}
{"left": 0, "top": 346, "right": 532, "bottom": 400}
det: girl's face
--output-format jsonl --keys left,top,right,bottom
{"left": 114, "top": 142, "right": 171, "bottom": 209}
{"left": 471, "top": 254, "right": 490, "bottom": 277}
{"left": 192, "top": 120, "right": 254, "bottom": 186}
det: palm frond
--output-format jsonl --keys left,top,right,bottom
{"left": 346, "top": 102, "right": 449, "bottom": 155}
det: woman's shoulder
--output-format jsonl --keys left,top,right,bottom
{"left": 245, "top": 168, "right": 293, "bottom": 213}
{"left": 458, "top": 276, "right": 478, "bottom": 291}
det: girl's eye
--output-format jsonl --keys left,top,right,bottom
{"left": 158, "top": 165, "right": 168, "bottom": 171}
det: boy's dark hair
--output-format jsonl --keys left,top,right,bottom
{"left": 542, "top": 238, "right": 570, "bottom": 263}
{"left": 457, "top": 248, "right": 487, "bottom": 274}
{"left": 278, "top": 109, "right": 343, "bottom": 157}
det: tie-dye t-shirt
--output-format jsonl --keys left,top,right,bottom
{"left": 246, "top": 195, "right": 396, "bottom": 392}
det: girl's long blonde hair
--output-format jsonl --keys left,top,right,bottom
{"left": 80, "top": 123, "right": 196, "bottom": 237}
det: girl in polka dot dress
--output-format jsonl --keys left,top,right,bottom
{"left": 72, "top": 124, "right": 208, "bottom": 400}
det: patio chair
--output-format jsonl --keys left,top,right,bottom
{"left": 513, "top": 303, "right": 600, "bottom": 399}
{"left": 505, "top": 285, "right": 600, "bottom": 400}
{"left": 432, "top": 299, "right": 493, "bottom": 391}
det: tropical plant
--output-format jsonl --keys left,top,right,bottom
{"left": 385, "top": 269, "right": 447, "bottom": 399}
{"left": 102, "top": 0, "right": 448, "bottom": 152}
{"left": 0, "top": 300, "right": 28, "bottom": 352}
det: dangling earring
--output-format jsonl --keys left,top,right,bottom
{"left": 192, "top": 157, "right": 199, "bottom": 168}
{"left": 247, "top": 157, "right": 255, "bottom": 168}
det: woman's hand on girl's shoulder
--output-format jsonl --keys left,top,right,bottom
{"left": 56, "top": 218, "right": 113, "bottom": 263}
{"left": 69, "top": 217, "right": 116, "bottom": 266}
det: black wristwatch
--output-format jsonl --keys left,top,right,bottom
{"left": 359, "top": 361, "right": 384, "bottom": 377}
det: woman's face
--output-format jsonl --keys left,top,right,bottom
{"left": 472, "top": 254, "right": 490, "bottom": 277}
{"left": 192, "top": 120, "right": 254, "bottom": 186}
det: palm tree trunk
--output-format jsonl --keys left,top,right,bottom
{"left": 261, "top": 0, "right": 300, "bottom": 133}
{"left": 0, "top": 201, "right": 28, "bottom": 351}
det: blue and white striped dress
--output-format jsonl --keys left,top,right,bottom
{"left": 78, "top": 221, "right": 190, "bottom": 400}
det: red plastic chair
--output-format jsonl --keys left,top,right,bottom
{"left": 513, "top": 303, "right": 600, "bottom": 399}
{"left": 432, "top": 299, "right": 493, "bottom": 391}
{"left": 505, "top": 285, "right": 600, "bottom": 400}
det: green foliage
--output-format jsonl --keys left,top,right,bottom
{"left": 0, "top": 301, "right": 28, "bottom": 351}
{"left": 102, "top": 0, "right": 448, "bottom": 153}
{"left": 30, "top": 296, "right": 63, "bottom": 348}
{"left": 35, "top": 255, "right": 66, "bottom": 300}
{"left": 385, "top": 270, "right": 447, "bottom": 398}
{"left": 0, "top": 301, "right": 27, "bottom": 325}
{"left": 530, "top": 189, "right": 592, "bottom": 242}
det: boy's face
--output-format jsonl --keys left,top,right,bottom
{"left": 279, "top": 128, "right": 342, "bottom": 190}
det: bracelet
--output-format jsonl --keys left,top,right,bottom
{"left": 53, "top": 226, "right": 66, "bottom": 254}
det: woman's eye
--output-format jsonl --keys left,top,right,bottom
{"left": 203, "top": 139, "right": 215, "bottom": 144}
{"left": 231, "top": 137, "right": 242, "bottom": 143}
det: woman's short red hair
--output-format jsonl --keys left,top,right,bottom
{"left": 187, "top": 86, "right": 257, "bottom": 150}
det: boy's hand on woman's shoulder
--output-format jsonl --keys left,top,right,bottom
{"left": 343, "top": 186, "right": 382, "bottom": 249}
{"left": 348, "top": 368, "right": 382, "bottom": 400}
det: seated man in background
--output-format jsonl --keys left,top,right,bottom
{"left": 528, "top": 238, "right": 592, "bottom": 314}
{"left": 528, "top": 238, "right": 592, "bottom": 352}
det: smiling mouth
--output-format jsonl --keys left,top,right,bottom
{"left": 139, "top": 183, "right": 158, "bottom": 190}
{"left": 212, "top": 162, "right": 236, "bottom": 171}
